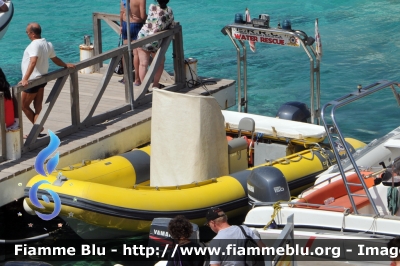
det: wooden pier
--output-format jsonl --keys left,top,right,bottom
{"left": 0, "top": 13, "right": 236, "bottom": 207}
{"left": 0, "top": 68, "right": 235, "bottom": 207}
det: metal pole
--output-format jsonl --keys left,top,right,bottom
{"left": 242, "top": 41, "right": 248, "bottom": 113}
{"left": 224, "top": 28, "right": 242, "bottom": 112}
{"left": 310, "top": 57, "right": 314, "bottom": 124}
{"left": 316, "top": 57, "right": 321, "bottom": 125}
{"left": 125, "top": 0, "right": 134, "bottom": 110}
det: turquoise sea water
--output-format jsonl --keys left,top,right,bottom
{"left": 2, "top": 1, "right": 400, "bottom": 264}
{"left": 2, "top": 0, "right": 400, "bottom": 142}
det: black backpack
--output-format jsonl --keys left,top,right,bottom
{"left": 238, "top": 225, "right": 265, "bottom": 266}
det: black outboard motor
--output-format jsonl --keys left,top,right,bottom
{"left": 247, "top": 166, "right": 290, "bottom": 205}
{"left": 148, "top": 218, "right": 200, "bottom": 257}
{"left": 276, "top": 101, "right": 311, "bottom": 123}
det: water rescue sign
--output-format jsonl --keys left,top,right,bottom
{"left": 232, "top": 27, "right": 300, "bottom": 47}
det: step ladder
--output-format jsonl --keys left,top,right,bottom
{"left": 320, "top": 80, "right": 400, "bottom": 215}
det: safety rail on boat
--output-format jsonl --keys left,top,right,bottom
{"left": 320, "top": 80, "right": 400, "bottom": 216}
{"left": 252, "top": 200, "right": 354, "bottom": 212}
{"left": 221, "top": 22, "right": 321, "bottom": 124}
{"left": 298, "top": 167, "right": 385, "bottom": 198}
{"left": 263, "top": 145, "right": 332, "bottom": 167}
{"left": 254, "top": 199, "right": 400, "bottom": 222}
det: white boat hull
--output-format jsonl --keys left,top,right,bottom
{"left": 245, "top": 205, "right": 400, "bottom": 238}
{"left": 245, "top": 205, "right": 398, "bottom": 263}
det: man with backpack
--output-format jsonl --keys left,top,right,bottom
{"left": 205, "top": 207, "right": 266, "bottom": 266}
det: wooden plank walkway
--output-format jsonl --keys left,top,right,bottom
{"left": 0, "top": 66, "right": 235, "bottom": 206}
{"left": 0, "top": 69, "right": 149, "bottom": 178}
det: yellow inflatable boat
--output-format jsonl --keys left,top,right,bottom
{"left": 23, "top": 138, "right": 364, "bottom": 239}
{"left": 23, "top": 90, "right": 366, "bottom": 239}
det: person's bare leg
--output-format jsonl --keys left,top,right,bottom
{"left": 32, "top": 87, "right": 44, "bottom": 124}
{"left": 152, "top": 54, "right": 165, "bottom": 89}
{"left": 133, "top": 48, "right": 141, "bottom": 85}
{"left": 138, "top": 48, "right": 150, "bottom": 84}
{"left": 21, "top": 91, "right": 37, "bottom": 124}
{"left": 118, "top": 39, "right": 128, "bottom": 83}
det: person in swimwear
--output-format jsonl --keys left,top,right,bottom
{"left": 137, "top": 0, "right": 174, "bottom": 90}
{"left": 119, "top": 0, "right": 146, "bottom": 85}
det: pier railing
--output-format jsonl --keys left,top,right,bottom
{"left": 8, "top": 12, "right": 185, "bottom": 155}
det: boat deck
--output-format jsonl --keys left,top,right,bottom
{"left": 0, "top": 67, "right": 235, "bottom": 206}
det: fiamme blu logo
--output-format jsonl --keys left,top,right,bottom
{"left": 28, "top": 130, "right": 62, "bottom": 221}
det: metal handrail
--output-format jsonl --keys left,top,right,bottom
{"left": 222, "top": 23, "right": 320, "bottom": 124}
{"left": 253, "top": 200, "right": 351, "bottom": 211}
{"left": 298, "top": 167, "right": 384, "bottom": 198}
{"left": 320, "top": 80, "right": 400, "bottom": 216}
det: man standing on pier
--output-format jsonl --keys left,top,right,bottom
{"left": 19, "top": 22, "right": 74, "bottom": 136}
{"left": 119, "top": 0, "right": 146, "bottom": 85}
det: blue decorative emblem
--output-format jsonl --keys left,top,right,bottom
{"left": 34, "top": 130, "right": 60, "bottom": 176}
{"left": 29, "top": 130, "right": 62, "bottom": 221}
